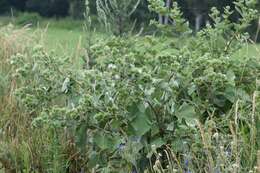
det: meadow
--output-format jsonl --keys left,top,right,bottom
{"left": 1, "top": 15, "right": 259, "bottom": 60}
{"left": 0, "top": 2, "right": 260, "bottom": 172}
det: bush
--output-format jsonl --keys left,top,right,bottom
{"left": 7, "top": 33, "right": 259, "bottom": 172}
{"left": 15, "top": 12, "right": 42, "bottom": 26}
{"left": 0, "top": 0, "right": 259, "bottom": 172}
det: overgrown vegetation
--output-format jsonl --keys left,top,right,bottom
{"left": 0, "top": 0, "right": 260, "bottom": 173}
{"left": 96, "top": 0, "right": 141, "bottom": 35}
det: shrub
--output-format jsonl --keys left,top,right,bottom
{"left": 7, "top": 33, "right": 259, "bottom": 172}
{"left": 0, "top": 0, "right": 259, "bottom": 172}
{"left": 15, "top": 12, "right": 42, "bottom": 26}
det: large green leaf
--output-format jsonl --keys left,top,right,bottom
{"left": 224, "top": 86, "right": 236, "bottom": 103}
{"left": 171, "top": 139, "right": 185, "bottom": 152}
{"left": 177, "top": 103, "right": 198, "bottom": 127}
{"left": 237, "top": 88, "right": 251, "bottom": 102}
{"left": 93, "top": 133, "right": 121, "bottom": 150}
{"left": 224, "top": 87, "right": 251, "bottom": 103}
{"left": 126, "top": 102, "right": 140, "bottom": 121}
{"left": 150, "top": 137, "right": 166, "bottom": 148}
{"left": 130, "top": 110, "right": 152, "bottom": 136}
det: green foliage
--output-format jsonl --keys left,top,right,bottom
{"left": 0, "top": 0, "right": 259, "bottom": 172}
{"left": 96, "top": 0, "right": 141, "bottom": 35}
{"left": 148, "top": 0, "right": 191, "bottom": 36}
{"left": 15, "top": 12, "right": 42, "bottom": 26}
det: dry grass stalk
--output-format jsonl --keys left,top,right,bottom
{"left": 257, "top": 150, "right": 260, "bottom": 173}
{"left": 196, "top": 120, "right": 214, "bottom": 173}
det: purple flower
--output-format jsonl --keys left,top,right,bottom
{"left": 225, "top": 147, "right": 232, "bottom": 157}
{"left": 132, "top": 169, "right": 137, "bottom": 173}
{"left": 117, "top": 143, "right": 126, "bottom": 151}
{"left": 185, "top": 159, "right": 189, "bottom": 167}
{"left": 184, "top": 159, "right": 191, "bottom": 173}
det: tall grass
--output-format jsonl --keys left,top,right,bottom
{"left": 0, "top": 24, "right": 87, "bottom": 173}
{"left": 0, "top": 24, "right": 34, "bottom": 112}
{"left": 150, "top": 94, "right": 260, "bottom": 173}
{"left": 0, "top": 25, "right": 35, "bottom": 173}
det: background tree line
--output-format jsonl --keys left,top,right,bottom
{"left": 0, "top": 0, "right": 259, "bottom": 34}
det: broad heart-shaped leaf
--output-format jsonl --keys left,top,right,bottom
{"left": 147, "top": 137, "right": 166, "bottom": 158}
{"left": 224, "top": 87, "right": 251, "bottom": 103}
{"left": 224, "top": 86, "right": 236, "bottom": 103}
{"left": 177, "top": 103, "right": 198, "bottom": 127}
{"left": 171, "top": 139, "right": 185, "bottom": 152}
{"left": 226, "top": 70, "right": 236, "bottom": 86}
{"left": 236, "top": 88, "right": 251, "bottom": 102}
{"left": 213, "top": 94, "right": 227, "bottom": 108}
{"left": 150, "top": 137, "right": 166, "bottom": 148}
{"left": 130, "top": 110, "right": 152, "bottom": 136}
{"left": 126, "top": 102, "right": 140, "bottom": 121}
{"left": 93, "top": 133, "right": 121, "bottom": 150}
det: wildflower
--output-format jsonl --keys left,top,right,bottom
{"left": 108, "top": 63, "right": 117, "bottom": 69}
{"left": 114, "top": 74, "right": 120, "bottom": 80}
{"left": 232, "top": 164, "right": 239, "bottom": 168}
{"left": 184, "top": 159, "right": 189, "bottom": 167}
{"left": 117, "top": 143, "right": 126, "bottom": 151}
{"left": 184, "top": 158, "right": 191, "bottom": 173}
{"left": 225, "top": 147, "right": 232, "bottom": 157}
{"left": 213, "top": 132, "right": 219, "bottom": 139}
